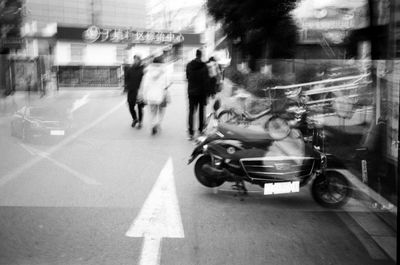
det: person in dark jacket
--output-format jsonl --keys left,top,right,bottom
{"left": 125, "top": 55, "right": 145, "bottom": 128}
{"left": 186, "top": 49, "right": 209, "bottom": 140}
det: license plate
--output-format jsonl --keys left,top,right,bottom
{"left": 264, "top": 181, "right": 300, "bottom": 195}
{"left": 50, "top": 130, "right": 65, "bottom": 136}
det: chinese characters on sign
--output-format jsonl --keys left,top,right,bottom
{"left": 82, "top": 25, "right": 185, "bottom": 44}
{"left": 301, "top": 19, "right": 354, "bottom": 30}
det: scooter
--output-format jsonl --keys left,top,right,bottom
{"left": 188, "top": 115, "right": 352, "bottom": 209}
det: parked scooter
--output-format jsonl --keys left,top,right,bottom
{"left": 188, "top": 111, "right": 352, "bottom": 208}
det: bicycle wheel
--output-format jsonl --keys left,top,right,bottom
{"left": 217, "top": 110, "right": 240, "bottom": 124}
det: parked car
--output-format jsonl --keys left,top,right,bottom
{"left": 11, "top": 106, "right": 72, "bottom": 143}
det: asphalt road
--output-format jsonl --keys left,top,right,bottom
{"left": 0, "top": 83, "right": 395, "bottom": 265}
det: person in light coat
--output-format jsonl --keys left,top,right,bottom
{"left": 139, "top": 56, "right": 171, "bottom": 135}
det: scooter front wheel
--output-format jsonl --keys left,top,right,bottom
{"left": 311, "top": 171, "right": 351, "bottom": 209}
{"left": 194, "top": 155, "right": 225, "bottom": 188}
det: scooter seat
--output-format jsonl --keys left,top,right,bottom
{"left": 218, "top": 123, "right": 272, "bottom": 143}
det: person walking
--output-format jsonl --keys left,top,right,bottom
{"left": 125, "top": 55, "right": 145, "bottom": 128}
{"left": 206, "top": 56, "right": 222, "bottom": 98}
{"left": 186, "top": 49, "right": 209, "bottom": 140}
{"left": 140, "top": 56, "right": 171, "bottom": 135}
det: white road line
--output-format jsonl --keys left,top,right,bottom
{"left": 18, "top": 142, "right": 36, "bottom": 155}
{"left": 0, "top": 99, "right": 126, "bottom": 188}
{"left": 70, "top": 93, "right": 90, "bottom": 113}
{"left": 125, "top": 158, "right": 184, "bottom": 265}
{"left": 43, "top": 154, "right": 101, "bottom": 185}
{"left": 19, "top": 143, "right": 101, "bottom": 185}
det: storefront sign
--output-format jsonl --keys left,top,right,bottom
{"left": 297, "top": 5, "right": 369, "bottom": 45}
{"left": 82, "top": 26, "right": 184, "bottom": 44}
{"left": 57, "top": 26, "right": 202, "bottom": 46}
{"left": 301, "top": 19, "right": 353, "bottom": 30}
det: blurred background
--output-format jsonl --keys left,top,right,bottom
{"left": 0, "top": 0, "right": 398, "bottom": 264}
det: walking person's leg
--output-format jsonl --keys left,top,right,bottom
{"left": 153, "top": 104, "right": 164, "bottom": 135}
{"left": 198, "top": 97, "right": 205, "bottom": 134}
{"left": 150, "top": 104, "right": 158, "bottom": 135}
{"left": 127, "top": 93, "right": 138, "bottom": 127}
{"left": 137, "top": 102, "right": 144, "bottom": 129}
{"left": 157, "top": 105, "right": 166, "bottom": 128}
{"left": 188, "top": 96, "right": 197, "bottom": 139}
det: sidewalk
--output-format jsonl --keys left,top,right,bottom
{"left": 325, "top": 125, "right": 397, "bottom": 262}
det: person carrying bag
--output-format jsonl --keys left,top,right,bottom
{"left": 140, "top": 56, "right": 172, "bottom": 135}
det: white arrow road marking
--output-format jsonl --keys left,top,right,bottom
{"left": 0, "top": 99, "right": 126, "bottom": 188}
{"left": 138, "top": 236, "right": 162, "bottom": 265}
{"left": 18, "top": 143, "right": 101, "bottom": 185}
{"left": 125, "top": 157, "right": 184, "bottom": 265}
{"left": 70, "top": 93, "right": 90, "bottom": 113}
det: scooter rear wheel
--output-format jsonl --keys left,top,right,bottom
{"left": 311, "top": 171, "right": 351, "bottom": 209}
{"left": 194, "top": 155, "right": 225, "bottom": 188}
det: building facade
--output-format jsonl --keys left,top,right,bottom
{"left": 25, "top": 0, "right": 146, "bottom": 28}
{"left": 6, "top": 0, "right": 147, "bottom": 89}
{"left": 294, "top": 0, "right": 368, "bottom": 59}
{"left": 146, "top": 0, "right": 209, "bottom": 69}
{"left": 13, "top": 0, "right": 204, "bottom": 88}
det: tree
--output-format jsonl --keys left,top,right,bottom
{"left": 207, "top": 0, "right": 299, "bottom": 71}
{"left": 0, "top": 0, "right": 23, "bottom": 54}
